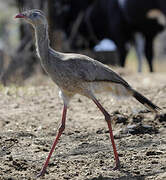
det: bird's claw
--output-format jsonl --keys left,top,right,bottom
{"left": 37, "top": 168, "right": 46, "bottom": 178}
{"left": 113, "top": 159, "right": 121, "bottom": 170}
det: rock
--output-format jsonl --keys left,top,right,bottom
{"left": 155, "top": 113, "right": 166, "bottom": 122}
{"left": 146, "top": 151, "right": 163, "bottom": 156}
{"left": 126, "top": 123, "right": 158, "bottom": 135}
{"left": 132, "top": 114, "right": 144, "bottom": 123}
{"left": 114, "top": 114, "right": 128, "bottom": 125}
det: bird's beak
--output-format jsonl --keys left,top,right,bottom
{"left": 15, "top": 13, "right": 26, "bottom": 19}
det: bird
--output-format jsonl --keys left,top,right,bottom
{"left": 15, "top": 9, "right": 160, "bottom": 177}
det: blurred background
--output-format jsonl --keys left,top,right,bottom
{"left": 0, "top": 0, "right": 166, "bottom": 85}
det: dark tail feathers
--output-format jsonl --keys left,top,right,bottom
{"left": 132, "top": 90, "right": 161, "bottom": 113}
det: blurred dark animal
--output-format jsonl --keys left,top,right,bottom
{"left": 118, "top": 0, "right": 166, "bottom": 71}
{"left": 54, "top": 0, "right": 165, "bottom": 72}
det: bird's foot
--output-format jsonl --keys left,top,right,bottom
{"left": 37, "top": 168, "right": 46, "bottom": 178}
{"left": 113, "top": 159, "right": 121, "bottom": 170}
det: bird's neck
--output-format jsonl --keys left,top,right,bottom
{"left": 35, "top": 24, "right": 50, "bottom": 65}
{"left": 34, "top": 24, "right": 63, "bottom": 73}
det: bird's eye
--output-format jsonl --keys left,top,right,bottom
{"left": 32, "top": 12, "right": 38, "bottom": 17}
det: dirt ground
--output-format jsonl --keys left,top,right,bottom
{"left": 0, "top": 72, "right": 166, "bottom": 180}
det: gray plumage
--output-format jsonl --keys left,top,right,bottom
{"left": 35, "top": 21, "right": 132, "bottom": 99}
{"left": 33, "top": 10, "right": 159, "bottom": 112}
{"left": 15, "top": 9, "right": 160, "bottom": 176}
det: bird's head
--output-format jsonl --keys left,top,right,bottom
{"left": 15, "top": 9, "right": 47, "bottom": 27}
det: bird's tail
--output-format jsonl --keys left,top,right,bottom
{"left": 132, "top": 89, "right": 161, "bottom": 113}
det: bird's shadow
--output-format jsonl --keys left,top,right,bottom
{"left": 86, "top": 170, "right": 164, "bottom": 180}
{"left": 87, "top": 174, "right": 145, "bottom": 180}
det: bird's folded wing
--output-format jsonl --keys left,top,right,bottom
{"left": 63, "top": 55, "right": 131, "bottom": 89}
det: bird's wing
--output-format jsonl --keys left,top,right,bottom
{"left": 63, "top": 53, "right": 131, "bottom": 89}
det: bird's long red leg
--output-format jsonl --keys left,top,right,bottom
{"left": 92, "top": 97, "right": 120, "bottom": 170}
{"left": 37, "top": 104, "right": 67, "bottom": 177}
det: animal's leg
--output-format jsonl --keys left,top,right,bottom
{"left": 118, "top": 44, "right": 128, "bottom": 67}
{"left": 92, "top": 97, "right": 120, "bottom": 170}
{"left": 145, "top": 37, "right": 153, "bottom": 72}
{"left": 37, "top": 104, "right": 67, "bottom": 177}
{"left": 134, "top": 33, "right": 145, "bottom": 72}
